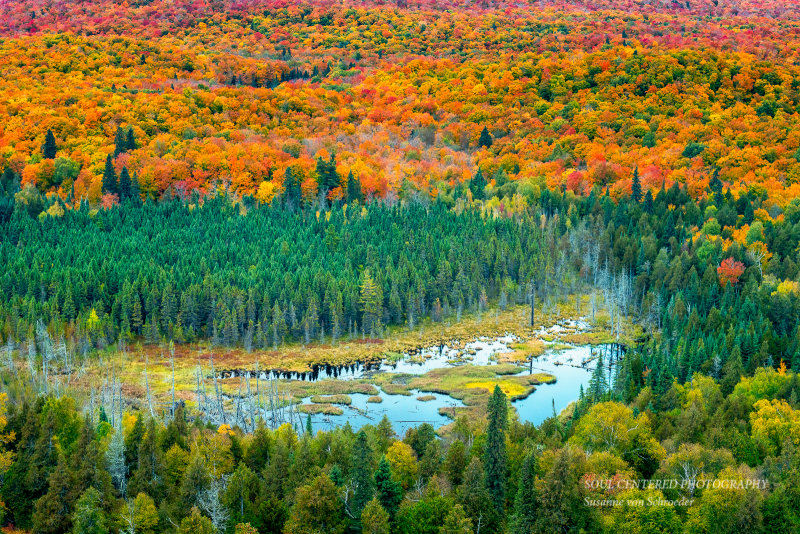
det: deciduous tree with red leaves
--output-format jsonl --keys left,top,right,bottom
{"left": 717, "top": 257, "right": 745, "bottom": 287}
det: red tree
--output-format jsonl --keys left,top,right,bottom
{"left": 717, "top": 257, "right": 745, "bottom": 287}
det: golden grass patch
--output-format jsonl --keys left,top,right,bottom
{"left": 298, "top": 404, "right": 344, "bottom": 415}
{"left": 310, "top": 394, "right": 352, "bottom": 405}
{"left": 464, "top": 380, "right": 528, "bottom": 398}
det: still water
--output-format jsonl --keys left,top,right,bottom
{"left": 302, "top": 336, "right": 597, "bottom": 434}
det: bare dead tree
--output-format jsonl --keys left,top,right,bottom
{"left": 198, "top": 476, "right": 230, "bottom": 532}
{"left": 144, "top": 352, "right": 155, "bottom": 419}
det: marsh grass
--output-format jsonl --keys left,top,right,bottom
{"left": 298, "top": 404, "right": 344, "bottom": 415}
{"left": 61, "top": 294, "right": 636, "bottom": 415}
{"left": 310, "top": 394, "right": 352, "bottom": 405}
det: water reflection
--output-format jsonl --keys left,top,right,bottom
{"left": 297, "top": 338, "right": 605, "bottom": 433}
{"left": 303, "top": 390, "right": 464, "bottom": 436}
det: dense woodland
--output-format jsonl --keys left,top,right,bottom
{"left": 3, "top": 0, "right": 800, "bottom": 208}
{"left": 3, "top": 0, "right": 800, "bottom": 533}
{"left": 3, "top": 146, "right": 800, "bottom": 532}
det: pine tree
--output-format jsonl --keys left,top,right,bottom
{"left": 43, "top": 129, "right": 57, "bottom": 159}
{"left": 459, "top": 457, "right": 498, "bottom": 534}
{"left": 316, "top": 153, "right": 340, "bottom": 194}
{"left": 721, "top": 346, "right": 744, "bottom": 395}
{"left": 359, "top": 269, "right": 383, "bottom": 337}
{"left": 484, "top": 385, "right": 507, "bottom": 515}
{"left": 470, "top": 168, "right": 486, "bottom": 200}
{"left": 32, "top": 453, "right": 75, "bottom": 534}
{"left": 589, "top": 354, "right": 608, "bottom": 401}
{"left": 114, "top": 127, "right": 127, "bottom": 157}
{"left": 130, "top": 172, "right": 141, "bottom": 201}
{"left": 509, "top": 452, "right": 537, "bottom": 534}
{"left": 126, "top": 128, "right": 137, "bottom": 151}
{"left": 478, "top": 126, "right": 493, "bottom": 148}
{"left": 643, "top": 189, "right": 654, "bottom": 213}
{"left": 350, "top": 430, "right": 375, "bottom": 517}
{"left": 631, "top": 166, "right": 642, "bottom": 203}
{"left": 283, "top": 167, "right": 301, "bottom": 209}
{"left": 130, "top": 418, "right": 164, "bottom": 501}
{"left": 535, "top": 448, "right": 595, "bottom": 532}
{"left": 119, "top": 167, "right": 132, "bottom": 200}
{"left": 374, "top": 457, "right": 402, "bottom": 517}
{"left": 125, "top": 414, "right": 145, "bottom": 474}
{"left": 102, "top": 155, "right": 118, "bottom": 196}
{"left": 709, "top": 167, "right": 723, "bottom": 195}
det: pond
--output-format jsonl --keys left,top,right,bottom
{"left": 302, "top": 390, "right": 465, "bottom": 436}
{"left": 300, "top": 335, "right": 602, "bottom": 434}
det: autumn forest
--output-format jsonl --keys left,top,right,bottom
{"left": 1, "top": 0, "right": 800, "bottom": 533}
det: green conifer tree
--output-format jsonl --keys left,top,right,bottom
{"left": 102, "top": 155, "right": 118, "bottom": 196}
{"left": 119, "top": 167, "right": 132, "bottom": 200}
{"left": 43, "top": 129, "right": 57, "bottom": 159}
{"left": 631, "top": 166, "right": 642, "bottom": 203}
{"left": 509, "top": 452, "right": 538, "bottom": 534}
{"left": 478, "top": 126, "right": 493, "bottom": 148}
{"left": 483, "top": 385, "right": 507, "bottom": 515}
{"left": 470, "top": 168, "right": 486, "bottom": 200}
{"left": 375, "top": 457, "right": 402, "bottom": 517}
{"left": 351, "top": 430, "right": 375, "bottom": 517}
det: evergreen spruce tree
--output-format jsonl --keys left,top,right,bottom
{"left": 126, "top": 127, "right": 137, "bottom": 151}
{"left": 589, "top": 354, "right": 608, "bottom": 401}
{"left": 43, "top": 129, "right": 57, "bottom": 159}
{"left": 509, "top": 452, "right": 538, "bottom": 534}
{"left": 130, "top": 418, "right": 165, "bottom": 501}
{"left": 130, "top": 171, "right": 141, "bottom": 201}
{"left": 283, "top": 167, "right": 301, "bottom": 209}
{"left": 315, "top": 153, "right": 340, "bottom": 194}
{"left": 32, "top": 453, "right": 75, "bottom": 534}
{"left": 478, "top": 126, "right": 493, "bottom": 148}
{"left": 631, "top": 166, "right": 642, "bottom": 202}
{"left": 102, "top": 155, "right": 118, "bottom": 196}
{"left": 470, "top": 168, "right": 486, "bottom": 200}
{"left": 374, "top": 457, "right": 402, "bottom": 517}
{"left": 350, "top": 430, "right": 375, "bottom": 517}
{"left": 721, "top": 346, "right": 744, "bottom": 395}
{"left": 643, "top": 189, "right": 654, "bottom": 213}
{"left": 119, "top": 167, "right": 132, "bottom": 200}
{"left": 484, "top": 385, "right": 507, "bottom": 515}
{"left": 1, "top": 166, "right": 20, "bottom": 195}
{"left": 535, "top": 448, "right": 595, "bottom": 533}
{"left": 459, "top": 457, "right": 499, "bottom": 534}
{"left": 359, "top": 269, "right": 383, "bottom": 337}
{"left": 709, "top": 167, "right": 723, "bottom": 196}
{"left": 114, "top": 127, "right": 127, "bottom": 157}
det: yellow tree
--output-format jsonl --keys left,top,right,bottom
{"left": 385, "top": 442, "right": 418, "bottom": 490}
